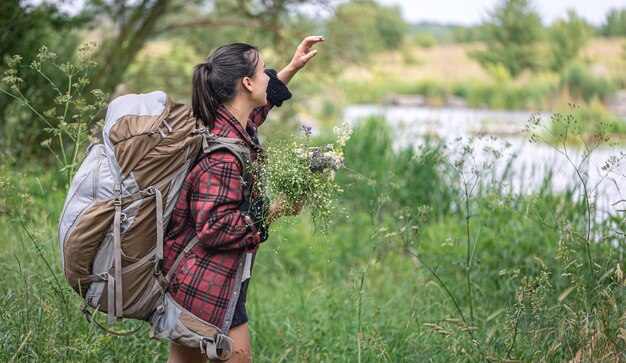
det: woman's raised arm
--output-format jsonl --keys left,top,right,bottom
{"left": 277, "top": 35, "right": 324, "bottom": 85}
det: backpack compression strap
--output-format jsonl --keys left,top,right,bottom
{"left": 106, "top": 161, "right": 192, "bottom": 327}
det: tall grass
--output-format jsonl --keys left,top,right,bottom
{"left": 1, "top": 109, "right": 625, "bottom": 361}
{"left": 337, "top": 76, "right": 560, "bottom": 111}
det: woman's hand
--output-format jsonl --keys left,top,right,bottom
{"left": 265, "top": 195, "right": 305, "bottom": 225}
{"left": 277, "top": 35, "right": 324, "bottom": 85}
{"left": 289, "top": 35, "right": 324, "bottom": 70}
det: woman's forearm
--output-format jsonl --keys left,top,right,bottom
{"left": 277, "top": 63, "right": 299, "bottom": 86}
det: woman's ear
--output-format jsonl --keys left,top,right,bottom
{"left": 241, "top": 76, "right": 254, "bottom": 93}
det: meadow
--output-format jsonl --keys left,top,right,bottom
{"left": 1, "top": 113, "right": 625, "bottom": 361}
{"left": 1, "top": 36, "right": 626, "bottom": 361}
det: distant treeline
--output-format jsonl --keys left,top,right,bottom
{"left": 2, "top": 0, "right": 626, "bottom": 162}
{"left": 410, "top": 7, "right": 626, "bottom": 45}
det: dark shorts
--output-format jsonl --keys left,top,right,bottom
{"left": 230, "top": 285, "right": 248, "bottom": 328}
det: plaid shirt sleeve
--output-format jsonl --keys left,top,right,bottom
{"left": 191, "top": 152, "right": 261, "bottom": 251}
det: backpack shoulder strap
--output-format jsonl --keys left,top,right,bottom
{"left": 196, "top": 133, "right": 253, "bottom": 200}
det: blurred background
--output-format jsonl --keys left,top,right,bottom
{"left": 3, "top": 0, "right": 626, "bottom": 159}
{"left": 3, "top": 0, "right": 626, "bottom": 361}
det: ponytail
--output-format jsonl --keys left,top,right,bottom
{"left": 192, "top": 43, "right": 260, "bottom": 129}
{"left": 192, "top": 62, "right": 219, "bottom": 128}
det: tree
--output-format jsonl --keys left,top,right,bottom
{"left": 600, "top": 8, "right": 626, "bottom": 37}
{"left": 375, "top": 4, "right": 408, "bottom": 50}
{"left": 548, "top": 11, "right": 591, "bottom": 72}
{"left": 324, "top": 0, "right": 408, "bottom": 64}
{"left": 469, "top": 0, "right": 543, "bottom": 78}
{"left": 1, "top": 0, "right": 329, "bottom": 159}
{"left": 451, "top": 25, "right": 489, "bottom": 44}
{"left": 0, "top": 0, "right": 89, "bottom": 159}
{"left": 89, "top": 0, "right": 331, "bottom": 94}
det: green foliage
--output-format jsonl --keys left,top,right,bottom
{"left": 336, "top": 116, "right": 456, "bottom": 219}
{"left": 0, "top": 1, "right": 87, "bottom": 160}
{"left": 470, "top": 0, "right": 543, "bottom": 77}
{"left": 560, "top": 61, "right": 617, "bottom": 102}
{"left": 2, "top": 107, "right": 626, "bottom": 360}
{"left": 408, "top": 23, "right": 488, "bottom": 44}
{"left": 374, "top": 4, "right": 408, "bottom": 50}
{"left": 168, "top": 0, "right": 316, "bottom": 57}
{"left": 3, "top": 3, "right": 626, "bottom": 361}
{"left": 338, "top": 76, "right": 558, "bottom": 110}
{"left": 450, "top": 24, "right": 489, "bottom": 44}
{"left": 1, "top": 45, "right": 108, "bottom": 186}
{"left": 601, "top": 8, "right": 626, "bottom": 37}
{"left": 544, "top": 101, "right": 626, "bottom": 145}
{"left": 260, "top": 123, "right": 351, "bottom": 233}
{"left": 82, "top": 0, "right": 327, "bottom": 96}
{"left": 456, "top": 76, "right": 559, "bottom": 110}
{"left": 324, "top": 0, "right": 408, "bottom": 63}
{"left": 412, "top": 33, "right": 436, "bottom": 48}
{"left": 548, "top": 11, "right": 592, "bottom": 71}
{"left": 0, "top": 166, "right": 166, "bottom": 361}
{"left": 123, "top": 42, "right": 198, "bottom": 102}
{"left": 0, "top": 1, "right": 86, "bottom": 58}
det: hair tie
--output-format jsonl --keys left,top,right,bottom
{"left": 206, "top": 61, "right": 213, "bottom": 73}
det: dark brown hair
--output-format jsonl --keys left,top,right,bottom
{"left": 192, "top": 43, "right": 260, "bottom": 129}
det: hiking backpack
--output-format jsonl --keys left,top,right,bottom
{"left": 58, "top": 91, "right": 252, "bottom": 339}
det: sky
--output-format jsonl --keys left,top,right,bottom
{"left": 30, "top": 0, "right": 626, "bottom": 26}
{"left": 377, "top": 0, "right": 626, "bottom": 26}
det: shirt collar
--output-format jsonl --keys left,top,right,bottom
{"left": 215, "top": 105, "right": 264, "bottom": 153}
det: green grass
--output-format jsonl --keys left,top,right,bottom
{"left": 335, "top": 75, "right": 563, "bottom": 111}
{"left": 1, "top": 116, "right": 626, "bottom": 362}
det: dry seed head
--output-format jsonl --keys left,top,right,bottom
{"left": 423, "top": 323, "right": 451, "bottom": 336}
{"left": 444, "top": 318, "right": 466, "bottom": 328}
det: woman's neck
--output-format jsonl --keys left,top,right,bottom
{"left": 224, "top": 98, "right": 253, "bottom": 128}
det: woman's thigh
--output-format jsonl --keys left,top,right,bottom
{"left": 167, "top": 323, "right": 251, "bottom": 363}
{"left": 223, "top": 322, "right": 251, "bottom": 363}
{"left": 168, "top": 342, "right": 206, "bottom": 363}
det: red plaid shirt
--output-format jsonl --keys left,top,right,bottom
{"left": 162, "top": 102, "right": 272, "bottom": 329}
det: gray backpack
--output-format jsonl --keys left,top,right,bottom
{"left": 58, "top": 91, "right": 251, "bottom": 360}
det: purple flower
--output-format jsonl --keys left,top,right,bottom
{"left": 298, "top": 124, "right": 313, "bottom": 136}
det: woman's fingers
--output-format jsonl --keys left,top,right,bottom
{"left": 302, "top": 49, "right": 318, "bottom": 62}
{"left": 301, "top": 35, "right": 324, "bottom": 49}
{"left": 291, "top": 35, "right": 324, "bottom": 69}
{"left": 298, "top": 36, "right": 324, "bottom": 55}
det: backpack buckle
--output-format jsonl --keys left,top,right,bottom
{"left": 113, "top": 183, "right": 122, "bottom": 206}
{"left": 141, "top": 186, "right": 156, "bottom": 197}
{"left": 156, "top": 303, "right": 165, "bottom": 314}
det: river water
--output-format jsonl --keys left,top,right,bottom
{"left": 342, "top": 105, "right": 626, "bottom": 219}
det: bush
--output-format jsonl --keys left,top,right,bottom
{"left": 560, "top": 62, "right": 617, "bottom": 102}
{"left": 413, "top": 33, "right": 436, "bottom": 48}
{"left": 336, "top": 116, "right": 456, "bottom": 219}
{"left": 549, "top": 100, "right": 626, "bottom": 144}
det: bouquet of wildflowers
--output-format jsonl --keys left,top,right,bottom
{"left": 259, "top": 121, "right": 353, "bottom": 232}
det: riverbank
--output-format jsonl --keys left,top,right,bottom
{"left": 2, "top": 116, "right": 624, "bottom": 361}
{"left": 289, "top": 37, "right": 626, "bottom": 138}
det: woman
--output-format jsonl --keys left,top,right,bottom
{"left": 162, "top": 36, "right": 324, "bottom": 363}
